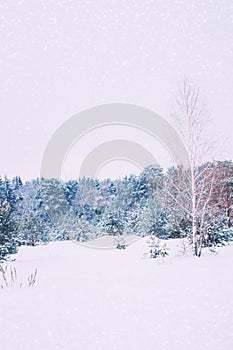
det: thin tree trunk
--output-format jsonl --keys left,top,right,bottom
{"left": 191, "top": 165, "right": 198, "bottom": 256}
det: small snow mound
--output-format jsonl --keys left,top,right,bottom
{"left": 76, "top": 234, "right": 140, "bottom": 249}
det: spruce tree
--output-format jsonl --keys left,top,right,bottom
{"left": 0, "top": 200, "right": 18, "bottom": 259}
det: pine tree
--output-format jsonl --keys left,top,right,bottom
{"left": 100, "top": 210, "right": 124, "bottom": 236}
{"left": 0, "top": 177, "right": 6, "bottom": 201}
{"left": 18, "top": 211, "right": 49, "bottom": 246}
{"left": 0, "top": 200, "right": 18, "bottom": 259}
{"left": 146, "top": 235, "right": 168, "bottom": 258}
{"left": 4, "top": 177, "right": 16, "bottom": 210}
{"left": 63, "top": 180, "right": 78, "bottom": 206}
{"left": 12, "top": 176, "right": 23, "bottom": 190}
{"left": 40, "top": 178, "right": 70, "bottom": 226}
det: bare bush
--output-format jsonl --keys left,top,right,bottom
{"left": 0, "top": 264, "right": 37, "bottom": 289}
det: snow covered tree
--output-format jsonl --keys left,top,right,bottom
{"left": 132, "top": 167, "right": 165, "bottom": 236}
{"left": 165, "top": 165, "right": 192, "bottom": 237}
{"left": 4, "top": 177, "right": 16, "bottom": 210}
{"left": 50, "top": 210, "right": 78, "bottom": 241}
{"left": 0, "top": 178, "right": 5, "bottom": 200}
{"left": 202, "top": 215, "right": 233, "bottom": 247}
{"left": 114, "top": 235, "right": 126, "bottom": 249}
{"left": 63, "top": 180, "right": 78, "bottom": 206}
{"left": 12, "top": 176, "right": 23, "bottom": 190}
{"left": 0, "top": 200, "right": 18, "bottom": 259}
{"left": 100, "top": 210, "right": 124, "bottom": 236}
{"left": 209, "top": 160, "right": 233, "bottom": 228}
{"left": 74, "top": 215, "right": 96, "bottom": 242}
{"left": 18, "top": 211, "right": 50, "bottom": 246}
{"left": 134, "top": 197, "right": 166, "bottom": 237}
{"left": 146, "top": 235, "right": 168, "bottom": 258}
{"left": 142, "top": 165, "right": 164, "bottom": 197}
{"left": 40, "top": 178, "right": 70, "bottom": 228}
{"left": 15, "top": 179, "right": 51, "bottom": 245}
{"left": 72, "top": 177, "right": 103, "bottom": 222}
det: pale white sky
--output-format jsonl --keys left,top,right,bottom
{"left": 0, "top": 0, "right": 232, "bottom": 180}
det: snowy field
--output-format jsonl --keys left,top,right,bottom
{"left": 0, "top": 237, "right": 233, "bottom": 350}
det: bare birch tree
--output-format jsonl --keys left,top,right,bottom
{"left": 169, "top": 77, "right": 216, "bottom": 256}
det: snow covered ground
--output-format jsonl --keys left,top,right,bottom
{"left": 0, "top": 237, "right": 233, "bottom": 350}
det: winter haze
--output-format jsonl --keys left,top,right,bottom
{"left": 0, "top": 0, "right": 233, "bottom": 180}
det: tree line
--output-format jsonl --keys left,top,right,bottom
{"left": 0, "top": 160, "right": 232, "bottom": 259}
